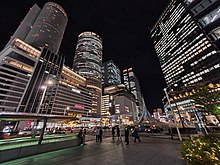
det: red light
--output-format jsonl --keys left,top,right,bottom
{"left": 35, "top": 33, "right": 39, "bottom": 37}
{"left": 26, "top": 121, "right": 31, "bottom": 126}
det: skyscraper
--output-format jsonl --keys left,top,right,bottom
{"left": 5, "top": 4, "right": 41, "bottom": 48}
{"left": 151, "top": 0, "right": 220, "bottom": 119}
{"left": 101, "top": 60, "right": 121, "bottom": 87}
{"left": 73, "top": 32, "right": 103, "bottom": 116}
{"left": 123, "top": 68, "right": 143, "bottom": 121}
{"left": 25, "top": 2, "right": 68, "bottom": 54}
{"left": 151, "top": 0, "right": 220, "bottom": 92}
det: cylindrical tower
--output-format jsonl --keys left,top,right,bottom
{"left": 73, "top": 32, "right": 102, "bottom": 116}
{"left": 25, "top": 2, "right": 68, "bottom": 54}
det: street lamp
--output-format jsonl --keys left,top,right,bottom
{"left": 36, "top": 80, "right": 53, "bottom": 115}
{"left": 64, "top": 106, "right": 70, "bottom": 116}
{"left": 32, "top": 79, "right": 53, "bottom": 138}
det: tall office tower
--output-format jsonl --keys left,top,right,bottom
{"left": 101, "top": 60, "right": 121, "bottom": 87}
{"left": 25, "top": 2, "right": 68, "bottom": 54}
{"left": 73, "top": 32, "right": 103, "bottom": 116}
{"left": 123, "top": 68, "right": 143, "bottom": 121}
{"left": 151, "top": 0, "right": 220, "bottom": 119}
{"left": 151, "top": 0, "right": 220, "bottom": 92}
{"left": 5, "top": 4, "right": 41, "bottom": 48}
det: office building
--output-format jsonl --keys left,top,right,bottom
{"left": 25, "top": 2, "right": 68, "bottom": 54}
{"left": 123, "top": 68, "right": 143, "bottom": 120}
{"left": 151, "top": 0, "right": 220, "bottom": 92}
{"left": 151, "top": 0, "right": 220, "bottom": 119}
{"left": 103, "top": 84, "right": 137, "bottom": 121}
{"left": 5, "top": 4, "right": 41, "bottom": 48}
{"left": 101, "top": 60, "right": 121, "bottom": 87}
{"left": 73, "top": 32, "right": 103, "bottom": 116}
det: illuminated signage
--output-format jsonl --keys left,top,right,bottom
{"left": 74, "top": 104, "right": 84, "bottom": 109}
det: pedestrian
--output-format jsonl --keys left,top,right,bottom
{"left": 99, "top": 127, "right": 103, "bottom": 142}
{"left": 133, "top": 127, "right": 141, "bottom": 142}
{"left": 78, "top": 127, "right": 84, "bottom": 146}
{"left": 116, "top": 126, "right": 120, "bottom": 140}
{"left": 124, "top": 127, "right": 129, "bottom": 145}
{"left": 112, "top": 126, "right": 115, "bottom": 140}
{"left": 96, "top": 127, "right": 100, "bottom": 142}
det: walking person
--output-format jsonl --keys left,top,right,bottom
{"left": 116, "top": 126, "right": 120, "bottom": 140}
{"left": 99, "top": 127, "right": 103, "bottom": 142}
{"left": 133, "top": 127, "right": 141, "bottom": 142}
{"left": 124, "top": 127, "right": 129, "bottom": 145}
{"left": 78, "top": 127, "right": 84, "bottom": 146}
{"left": 112, "top": 126, "right": 115, "bottom": 140}
{"left": 95, "top": 127, "right": 100, "bottom": 142}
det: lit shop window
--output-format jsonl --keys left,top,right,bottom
{"left": 199, "top": 6, "right": 220, "bottom": 27}
{"left": 211, "top": 27, "right": 220, "bottom": 40}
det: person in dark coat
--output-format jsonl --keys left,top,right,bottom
{"left": 99, "top": 127, "right": 103, "bottom": 142}
{"left": 116, "top": 127, "right": 120, "bottom": 140}
{"left": 133, "top": 127, "right": 141, "bottom": 142}
{"left": 112, "top": 126, "right": 115, "bottom": 140}
{"left": 124, "top": 127, "right": 129, "bottom": 145}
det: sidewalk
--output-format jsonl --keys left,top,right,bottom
{"left": 1, "top": 136, "right": 186, "bottom": 165}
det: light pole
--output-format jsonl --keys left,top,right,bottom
{"left": 164, "top": 88, "right": 182, "bottom": 141}
{"left": 32, "top": 80, "right": 53, "bottom": 138}
{"left": 64, "top": 106, "right": 70, "bottom": 116}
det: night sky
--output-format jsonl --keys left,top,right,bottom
{"left": 0, "top": 0, "right": 169, "bottom": 113}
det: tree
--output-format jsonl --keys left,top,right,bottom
{"left": 188, "top": 86, "right": 220, "bottom": 115}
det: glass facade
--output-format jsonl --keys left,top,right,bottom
{"left": 101, "top": 60, "right": 121, "bottom": 87}
{"left": 123, "top": 68, "right": 144, "bottom": 121}
{"left": 73, "top": 32, "right": 103, "bottom": 116}
{"left": 25, "top": 2, "right": 68, "bottom": 54}
{"left": 151, "top": 0, "right": 220, "bottom": 92}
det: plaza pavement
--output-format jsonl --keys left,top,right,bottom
{"left": 1, "top": 136, "right": 186, "bottom": 165}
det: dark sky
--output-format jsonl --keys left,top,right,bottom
{"left": 0, "top": 0, "right": 168, "bottom": 113}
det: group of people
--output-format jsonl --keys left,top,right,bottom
{"left": 112, "top": 126, "right": 141, "bottom": 145}
{"left": 78, "top": 126, "right": 141, "bottom": 146}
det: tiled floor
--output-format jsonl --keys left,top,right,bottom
{"left": 1, "top": 136, "right": 186, "bottom": 165}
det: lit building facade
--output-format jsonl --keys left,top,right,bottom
{"left": 123, "top": 68, "right": 143, "bottom": 120}
{"left": 53, "top": 66, "right": 92, "bottom": 116}
{"left": 25, "top": 2, "right": 68, "bottom": 54}
{"left": 101, "top": 60, "right": 121, "bottom": 87}
{"left": 151, "top": 0, "right": 220, "bottom": 119}
{"left": 103, "top": 84, "right": 137, "bottom": 120}
{"left": 0, "top": 2, "right": 92, "bottom": 117}
{"left": 151, "top": 0, "right": 220, "bottom": 92}
{"left": 73, "top": 32, "right": 103, "bottom": 116}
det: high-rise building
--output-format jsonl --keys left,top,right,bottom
{"left": 73, "top": 32, "right": 103, "bottom": 116}
{"left": 0, "top": 2, "right": 92, "bottom": 117}
{"left": 123, "top": 68, "right": 143, "bottom": 120}
{"left": 101, "top": 60, "right": 121, "bottom": 87}
{"left": 151, "top": 0, "right": 220, "bottom": 92}
{"left": 151, "top": 0, "right": 220, "bottom": 119}
{"left": 25, "top": 2, "right": 68, "bottom": 54}
{"left": 5, "top": 4, "right": 41, "bottom": 48}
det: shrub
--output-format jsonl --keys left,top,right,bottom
{"left": 181, "top": 134, "right": 220, "bottom": 165}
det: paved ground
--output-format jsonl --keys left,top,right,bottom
{"left": 1, "top": 136, "right": 186, "bottom": 165}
